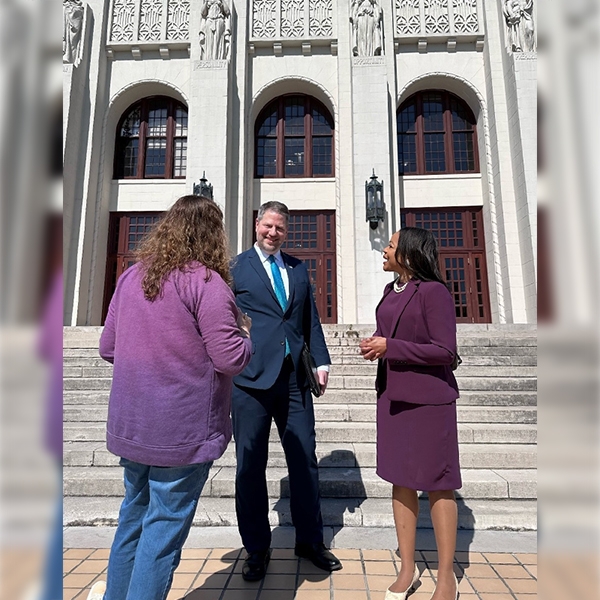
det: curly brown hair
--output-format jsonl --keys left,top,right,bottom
{"left": 135, "top": 195, "right": 232, "bottom": 300}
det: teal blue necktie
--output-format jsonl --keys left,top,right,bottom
{"left": 268, "top": 255, "right": 290, "bottom": 356}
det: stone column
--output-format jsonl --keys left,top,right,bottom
{"left": 351, "top": 56, "right": 394, "bottom": 323}
{"left": 63, "top": 0, "right": 89, "bottom": 324}
{"left": 187, "top": 0, "right": 233, "bottom": 214}
{"left": 510, "top": 51, "right": 537, "bottom": 322}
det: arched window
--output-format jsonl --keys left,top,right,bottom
{"left": 114, "top": 96, "right": 188, "bottom": 179}
{"left": 397, "top": 91, "right": 479, "bottom": 175}
{"left": 255, "top": 95, "right": 334, "bottom": 178}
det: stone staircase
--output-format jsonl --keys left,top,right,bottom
{"left": 63, "top": 324, "right": 537, "bottom": 531}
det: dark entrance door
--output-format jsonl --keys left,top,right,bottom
{"left": 253, "top": 210, "right": 337, "bottom": 324}
{"left": 103, "top": 209, "right": 339, "bottom": 325}
{"left": 102, "top": 212, "right": 163, "bottom": 323}
{"left": 401, "top": 207, "right": 491, "bottom": 323}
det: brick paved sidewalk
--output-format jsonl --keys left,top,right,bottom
{"left": 64, "top": 547, "right": 537, "bottom": 600}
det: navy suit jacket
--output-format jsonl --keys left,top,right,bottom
{"left": 375, "top": 279, "right": 459, "bottom": 405}
{"left": 231, "top": 248, "right": 331, "bottom": 391}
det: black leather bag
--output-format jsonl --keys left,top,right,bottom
{"left": 451, "top": 352, "right": 463, "bottom": 371}
{"left": 301, "top": 343, "right": 322, "bottom": 397}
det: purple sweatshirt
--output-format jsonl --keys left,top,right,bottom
{"left": 99, "top": 262, "right": 251, "bottom": 467}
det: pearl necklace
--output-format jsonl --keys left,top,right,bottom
{"left": 393, "top": 280, "right": 409, "bottom": 293}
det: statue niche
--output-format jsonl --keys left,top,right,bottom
{"left": 503, "top": 0, "right": 536, "bottom": 53}
{"left": 350, "top": 0, "right": 384, "bottom": 57}
{"left": 200, "top": 0, "right": 231, "bottom": 60}
{"left": 63, "top": 0, "right": 85, "bottom": 66}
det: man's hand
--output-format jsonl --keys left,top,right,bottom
{"left": 359, "top": 336, "right": 387, "bottom": 361}
{"left": 317, "top": 370, "right": 329, "bottom": 395}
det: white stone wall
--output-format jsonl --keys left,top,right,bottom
{"left": 110, "top": 181, "right": 188, "bottom": 211}
{"left": 63, "top": 0, "right": 537, "bottom": 325}
{"left": 253, "top": 179, "right": 337, "bottom": 210}
{"left": 401, "top": 175, "right": 483, "bottom": 208}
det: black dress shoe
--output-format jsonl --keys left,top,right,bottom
{"left": 241, "top": 548, "right": 271, "bottom": 581}
{"left": 295, "top": 542, "right": 342, "bottom": 572}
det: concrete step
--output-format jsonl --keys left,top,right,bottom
{"left": 326, "top": 375, "right": 536, "bottom": 391}
{"left": 63, "top": 389, "right": 537, "bottom": 407}
{"left": 62, "top": 404, "right": 537, "bottom": 425}
{"left": 64, "top": 378, "right": 112, "bottom": 391}
{"left": 63, "top": 362, "right": 537, "bottom": 379}
{"left": 63, "top": 375, "right": 536, "bottom": 393}
{"left": 321, "top": 323, "right": 536, "bottom": 334}
{"left": 63, "top": 496, "right": 537, "bottom": 530}
{"left": 64, "top": 326, "right": 536, "bottom": 343}
{"left": 328, "top": 353, "right": 537, "bottom": 366}
{"left": 324, "top": 336, "right": 537, "bottom": 348}
{"left": 63, "top": 421, "right": 536, "bottom": 444}
{"left": 63, "top": 466, "right": 536, "bottom": 500}
{"left": 64, "top": 391, "right": 111, "bottom": 405}
{"left": 64, "top": 343, "right": 538, "bottom": 362}
{"left": 64, "top": 440, "right": 537, "bottom": 470}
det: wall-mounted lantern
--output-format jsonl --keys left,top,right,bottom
{"left": 365, "top": 169, "right": 385, "bottom": 229}
{"left": 193, "top": 171, "right": 213, "bottom": 200}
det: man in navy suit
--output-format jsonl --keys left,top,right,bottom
{"left": 231, "top": 201, "right": 342, "bottom": 580}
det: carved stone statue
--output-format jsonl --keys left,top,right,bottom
{"left": 503, "top": 0, "right": 536, "bottom": 53}
{"left": 350, "top": 0, "right": 384, "bottom": 57}
{"left": 200, "top": 0, "right": 231, "bottom": 60}
{"left": 63, "top": 0, "right": 84, "bottom": 66}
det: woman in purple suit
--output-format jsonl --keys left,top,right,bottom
{"left": 360, "top": 227, "right": 460, "bottom": 600}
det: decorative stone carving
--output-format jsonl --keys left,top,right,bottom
{"left": 281, "top": 0, "right": 304, "bottom": 37}
{"left": 503, "top": 0, "right": 535, "bottom": 52}
{"left": 424, "top": 0, "right": 449, "bottom": 34}
{"left": 111, "top": 0, "right": 136, "bottom": 41}
{"left": 452, "top": 0, "right": 478, "bottom": 33}
{"left": 350, "top": 0, "right": 384, "bottom": 57}
{"left": 139, "top": 0, "right": 163, "bottom": 41}
{"left": 63, "top": 0, "right": 84, "bottom": 66}
{"left": 251, "top": 0, "right": 333, "bottom": 39}
{"left": 395, "top": 0, "right": 479, "bottom": 37}
{"left": 253, "top": 0, "right": 277, "bottom": 38}
{"left": 396, "top": 0, "right": 420, "bottom": 36}
{"left": 200, "top": 0, "right": 231, "bottom": 59}
{"left": 167, "top": 0, "right": 191, "bottom": 40}
{"left": 309, "top": 0, "right": 333, "bottom": 37}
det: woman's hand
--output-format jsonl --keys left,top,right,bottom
{"left": 237, "top": 311, "right": 252, "bottom": 338}
{"left": 359, "top": 336, "right": 387, "bottom": 361}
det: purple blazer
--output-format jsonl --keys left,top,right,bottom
{"left": 375, "top": 279, "right": 459, "bottom": 406}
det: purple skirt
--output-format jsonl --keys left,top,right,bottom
{"left": 376, "top": 394, "right": 462, "bottom": 492}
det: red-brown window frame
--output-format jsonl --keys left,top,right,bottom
{"left": 113, "top": 96, "right": 187, "bottom": 180}
{"left": 397, "top": 90, "right": 480, "bottom": 175}
{"left": 102, "top": 212, "right": 164, "bottom": 323}
{"left": 401, "top": 207, "right": 491, "bottom": 323}
{"left": 255, "top": 94, "right": 335, "bottom": 179}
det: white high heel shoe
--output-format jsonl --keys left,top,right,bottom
{"left": 384, "top": 564, "right": 420, "bottom": 600}
{"left": 86, "top": 581, "right": 106, "bottom": 600}
{"left": 429, "top": 573, "right": 459, "bottom": 600}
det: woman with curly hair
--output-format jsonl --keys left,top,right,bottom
{"left": 93, "top": 195, "right": 252, "bottom": 600}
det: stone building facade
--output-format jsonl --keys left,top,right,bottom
{"left": 63, "top": 0, "right": 537, "bottom": 326}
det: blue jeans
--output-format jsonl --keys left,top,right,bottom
{"left": 105, "top": 458, "right": 213, "bottom": 600}
{"left": 41, "top": 465, "right": 62, "bottom": 600}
